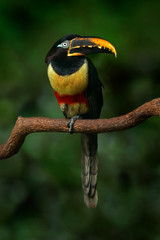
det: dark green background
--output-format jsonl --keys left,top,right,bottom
{"left": 0, "top": 0, "right": 160, "bottom": 239}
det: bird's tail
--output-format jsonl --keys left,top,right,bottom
{"left": 81, "top": 133, "right": 98, "bottom": 208}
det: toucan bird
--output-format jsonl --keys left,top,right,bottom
{"left": 45, "top": 34, "right": 117, "bottom": 208}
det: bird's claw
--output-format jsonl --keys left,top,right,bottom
{"left": 67, "top": 115, "right": 81, "bottom": 134}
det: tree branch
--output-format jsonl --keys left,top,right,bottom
{"left": 0, "top": 98, "right": 160, "bottom": 160}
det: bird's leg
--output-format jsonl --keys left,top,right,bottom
{"left": 67, "top": 115, "right": 81, "bottom": 134}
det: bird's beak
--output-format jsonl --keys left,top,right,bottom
{"left": 67, "top": 36, "right": 117, "bottom": 57}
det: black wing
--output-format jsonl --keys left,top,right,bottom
{"left": 84, "top": 57, "right": 103, "bottom": 119}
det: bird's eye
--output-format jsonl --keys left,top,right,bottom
{"left": 57, "top": 40, "right": 70, "bottom": 49}
{"left": 62, "top": 42, "right": 68, "bottom": 47}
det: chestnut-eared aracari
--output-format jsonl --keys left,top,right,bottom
{"left": 45, "top": 34, "right": 117, "bottom": 208}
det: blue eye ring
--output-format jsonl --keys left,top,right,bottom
{"left": 57, "top": 40, "right": 70, "bottom": 48}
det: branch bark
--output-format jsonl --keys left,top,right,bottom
{"left": 0, "top": 98, "right": 160, "bottom": 159}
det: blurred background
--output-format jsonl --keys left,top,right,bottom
{"left": 0, "top": 0, "right": 160, "bottom": 239}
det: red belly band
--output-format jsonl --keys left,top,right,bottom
{"left": 54, "top": 91, "right": 88, "bottom": 106}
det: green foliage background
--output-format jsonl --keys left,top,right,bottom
{"left": 0, "top": 0, "right": 160, "bottom": 239}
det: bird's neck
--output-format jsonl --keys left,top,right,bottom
{"left": 50, "top": 56, "right": 85, "bottom": 76}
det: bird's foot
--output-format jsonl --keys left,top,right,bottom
{"left": 67, "top": 115, "right": 81, "bottom": 134}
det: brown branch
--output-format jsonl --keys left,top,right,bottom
{"left": 0, "top": 98, "right": 160, "bottom": 160}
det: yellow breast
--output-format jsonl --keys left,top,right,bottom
{"left": 47, "top": 59, "right": 88, "bottom": 96}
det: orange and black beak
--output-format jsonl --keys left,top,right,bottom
{"left": 68, "top": 36, "right": 117, "bottom": 57}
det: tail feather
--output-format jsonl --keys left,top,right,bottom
{"left": 81, "top": 133, "right": 98, "bottom": 208}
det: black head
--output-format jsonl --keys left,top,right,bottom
{"left": 45, "top": 34, "right": 80, "bottom": 64}
{"left": 45, "top": 34, "right": 117, "bottom": 64}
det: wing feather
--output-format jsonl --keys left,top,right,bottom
{"left": 85, "top": 58, "right": 103, "bottom": 119}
